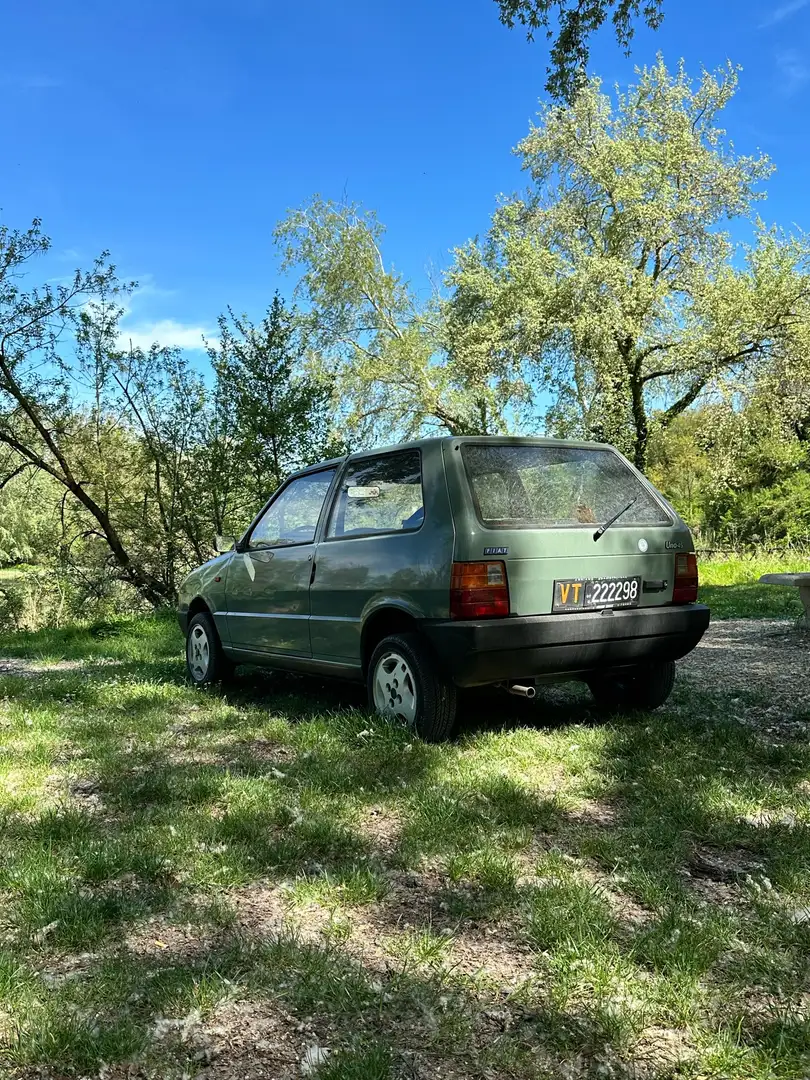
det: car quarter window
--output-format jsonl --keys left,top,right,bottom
{"left": 327, "top": 450, "right": 424, "bottom": 539}
{"left": 249, "top": 469, "right": 336, "bottom": 549}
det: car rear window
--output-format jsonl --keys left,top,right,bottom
{"left": 461, "top": 444, "right": 671, "bottom": 529}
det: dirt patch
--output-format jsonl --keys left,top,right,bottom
{"left": 630, "top": 1025, "right": 696, "bottom": 1078}
{"left": 189, "top": 1000, "right": 307, "bottom": 1080}
{"left": 357, "top": 805, "right": 402, "bottom": 853}
{"left": 0, "top": 658, "right": 84, "bottom": 678}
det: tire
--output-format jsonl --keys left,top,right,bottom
{"left": 587, "top": 660, "right": 676, "bottom": 712}
{"left": 367, "top": 632, "right": 457, "bottom": 742}
{"left": 185, "top": 611, "right": 235, "bottom": 687}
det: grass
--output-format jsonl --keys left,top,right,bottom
{"left": 0, "top": 572, "right": 808, "bottom": 1077}
{"left": 699, "top": 551, "right": 809, "bottom": 619}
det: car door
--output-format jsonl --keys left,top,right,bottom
{"left": 309, "top": 448, "right": 453, "bottom": 664}
{"left": 225, "top": 468, "right": 337, "bottom": 657}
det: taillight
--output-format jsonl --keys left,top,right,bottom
{"left": 450, "top": 561, "right": 510, "bottom": 619}
{"left": 672, "top": 552, "right": 698, "bottom": 604}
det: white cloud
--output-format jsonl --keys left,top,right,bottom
{"left": 117, "top": 319, "right": 214, "bottom": 352}
{"left": 760, "top": 0, "right": 809, "bottom": 25}
{"left": 776, "top": 49, "right": 810, "bottom": 94}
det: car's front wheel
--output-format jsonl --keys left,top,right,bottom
{"left": 185, "top": 611, "right": 234, "bottom": 687}
{"left": 587, "top": 660, "right": 676, "bottom": 711}
{"left": 367, "top": 632, "right": 457, "bottom": 742}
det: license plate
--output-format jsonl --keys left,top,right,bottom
{"left": 553, "top": 576, "right": 641, "bottom": 612}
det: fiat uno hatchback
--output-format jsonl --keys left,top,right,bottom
{"left": 178, "top": 437, "right": 709, "bottom": 741}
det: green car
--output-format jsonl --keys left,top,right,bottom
{"left": 178, "top": 436, "right": 709, "bottom": 741}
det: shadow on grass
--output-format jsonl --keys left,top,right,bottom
{"left": 5, "top": 921, "right": 667, "bottom": 1078}
{"left": 3, "top": 617, "right": 810, "bottom": 1077}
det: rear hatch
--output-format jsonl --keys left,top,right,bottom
{"left": 446, "top": 440, "right": 692, "bottom": 616}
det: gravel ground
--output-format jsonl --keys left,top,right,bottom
{"left": 677, "top": 617, "right": 810, "bottom": 736}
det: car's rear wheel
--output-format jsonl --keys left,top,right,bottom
{"left": 186, "top": 611, "right": 234, "bottom": 686}
{"left": 368, "top": 632, "right": 457, "bottom": 742}
{"left": 587, "top": 660, "right": 676, "bottom": 711}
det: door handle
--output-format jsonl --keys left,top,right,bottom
{"left": 643, "top": 579, "right": 668, "bottom": 592}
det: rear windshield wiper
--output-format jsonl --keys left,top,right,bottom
{"left": 593, "top": 496, "right": 637, "bottom": 542}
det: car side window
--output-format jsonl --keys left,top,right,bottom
{"left": 249, "top": 469, "right": 336, "bottom": 549}
{"left": 327, "top": 450, "right": 424, "bottom": 539}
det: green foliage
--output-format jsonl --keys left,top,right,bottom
{"left": 0, "top": 468, "right": 59, "bottom": 564}
{"left": 708, "top": 470, "right": 810, "bottom": 548}
{"left": 447, "top": 57, "right": 810, "bottom": 471}
{"left": 0, "top": 221, "right": 175, "bottom": 607}
{"left": 646, "top": 384, "right": 810, "bottom": 547}
{"left": 495, "top": 0, "right": 665, "bottom": 101}
{"left": 0, "top": 220, "right": 340, "bottom": 614}
{"left": 275, "top": 196, "right": 531, "bottom": 444}
{"left": 212, "top": 293, "right": 344, "bottom": 513}
{"left": 646, "top": 411, "right": 713, "bottom": 528}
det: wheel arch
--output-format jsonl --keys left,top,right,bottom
{"left": 360, "top": 604, "right": 421, "bottom": 677}
{"left": 187, "top": 596, "right": 212, "bottom": 622}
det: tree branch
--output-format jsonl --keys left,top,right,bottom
{"left": 0, "top": 461, "right": 35, "bottom": 492}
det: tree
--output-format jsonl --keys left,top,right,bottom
{"left": 447, "top": 58, "right": 810, "bottom": 472}
{"left": 0, "top": 219, "right": 176, "bottom": 607}
{"left": 211, "top": 293, "right": 343, "bottom": 513}
{"left": 274, "top": 197, "right": 530, "bottom": 444}
{"left": 494, "top": 0, "right": 664, "bottom": 101}
{"left": 646, "top": 411, "right": 713, "bottom": 529}
{"left": 96, "top": 331, "right": 221, "bottom": 593}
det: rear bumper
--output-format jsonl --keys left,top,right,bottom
{"left": 421, "top": 604, "right": 710, "bottom": 688}
{"left": 177, "top": 609, "right": 189, "bottom": 636}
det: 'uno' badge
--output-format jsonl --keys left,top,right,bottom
{"left": 484, "top": 547, "right": 508, "bottom": 556}
{"left": 665, "top": 540, "right": 682, "bottom": 550}
{"left": 637, "top": 538, "right": 649, "bottom": 553}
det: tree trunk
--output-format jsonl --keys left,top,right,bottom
{"left": 629, "top": 374, "right": 649, "bottom": 472}
{"left": 68, "top": 480, "right": 175, "bottom": 607}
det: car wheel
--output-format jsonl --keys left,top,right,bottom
{"left": 368, "top": 632, "right": 457, "bottom": 742}
{"left": 587, "top": 660, "right": 676, "bottom": 711}
{"left": 186, "top": 611, "right": 234, "bottom": 687}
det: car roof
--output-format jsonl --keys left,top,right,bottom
{"left": 293, "top": 434, "right": 617, "bottom": 478}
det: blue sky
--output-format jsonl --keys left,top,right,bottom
{"left": 2, "top": 0, "right": 809, "bottom": 350}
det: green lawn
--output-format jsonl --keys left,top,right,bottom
{"left": 0, "top": 611, "right": 808, "bottom": 1079}
{"left": 699, "top": 552, "right": 808, "bottom": 619}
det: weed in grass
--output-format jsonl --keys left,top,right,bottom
{"left": 289, "top": 867, "right": 390, "bottom": 908}
{"left": 446, "top": 848, "right": 519, "bottom": 892}
{"left": 386, "top": 924, "right": 456, "bottom": 967}
{"left": 321, "top": 911, "right": 354, "bottom": 945}
{"left": 526, "top": 877, "right": 617, "bottom": 952}
{"left": 632, "top": 904, "right": 734, "bottom": 975}
{"left": 318, "top": 1041, "right": 392, "bottom": 1080}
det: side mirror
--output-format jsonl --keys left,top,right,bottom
{"left": 213, "top": 534, "right": 235, "bottom": 554}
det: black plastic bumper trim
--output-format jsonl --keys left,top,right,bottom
{"left": 421, "top": 604, "right": 710, "bottom": 687}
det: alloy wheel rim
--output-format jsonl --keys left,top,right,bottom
{"left": 187, "top": 624, "right": 210, "bottom": 682}
{"left": 372, "top": 651, "right": 417, "bottom": 727}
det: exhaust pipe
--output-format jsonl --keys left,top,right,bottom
{"left": 508, "top": 683, "right": 536, "bottom": 699}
